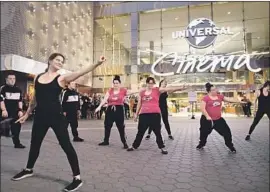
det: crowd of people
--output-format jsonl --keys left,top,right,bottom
{"left": 0, "top": 52, "right": 269, "bottom": 192}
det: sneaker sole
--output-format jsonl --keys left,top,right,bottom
{"left": 64, "top": 182, "right": 83, "bottom": 192}
{"left": 11, "top": 173, "right": 33, "bottom": 181}
{"left": 196, "top": 147, "right": 204, "bottom": 150}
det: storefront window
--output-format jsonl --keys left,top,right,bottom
{"left": 213, "top": 2, "right": 244, "bottom": 54}
{"left": 93, "top": 15, "right": 131, "bottom": 79}
{"left": 162, "top": 6, "right": 189, "bottom": 54}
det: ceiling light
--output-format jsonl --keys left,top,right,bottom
{"left": 124, "top": 24, "right": 127, "bottom": 26}
{"left": 175, "top": 17, "right": 179, "bottom": 20}
{"left": 227, "top": 11, "right": 231, "bottom": 15}
{"left": 257, "top": 37, "right": 260, "bottom": 39}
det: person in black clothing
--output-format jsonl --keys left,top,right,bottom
{"left": 81, "top": 93, "right": 90, "bottom": 119}
{"left": 12, "top": 53, "right": 106, "bottom": 192}
{"left": 246, "top": 99, "right": 252, "bottom": 117}
{"left": 62, "top": 82, "right": 84, "bottom": 142}
{"left": 245, "top": 81, "right": 270, "bottom": 140}
{"left": 0, "top": 72, "right": 25, "bottom": 148}
{"left": 145, "top": 80, "right": 187, "bottom": 140}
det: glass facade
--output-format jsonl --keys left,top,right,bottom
{"left": 93, "top": 2, "right": 269, "bottom": 101}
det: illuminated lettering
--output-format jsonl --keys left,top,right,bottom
{"left": 151, "top": 52, "right": 262, "bottom": 76}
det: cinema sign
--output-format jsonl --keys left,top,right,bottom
{"left": 151, "top": 18, "right": 262, "bottom": 77}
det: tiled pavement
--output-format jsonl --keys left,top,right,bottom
{"left": 1, "top": 117, "right": 269, "bottom": 192}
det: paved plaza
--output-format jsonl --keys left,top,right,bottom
{"left": 1, "top": 116, "right": 269, "bottom": 192}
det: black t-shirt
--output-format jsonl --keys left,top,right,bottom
{"left": 0, "top": 85, "right": 22, "bottom": 114}
{"left": 159, "top": 92, "right": 168, "bottom": 110}
{"left": 61, "top": 88, "right": 80, "bottom": 112}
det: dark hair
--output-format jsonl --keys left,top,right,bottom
{"left": 159, "top": 79, "right": 165, "bottom": 87}
{"left": 146, "top": 77, "right": 155, "bottom": 84}
{"left": 262, "top": 80, "right": 270, "bottom": 88}
{"left": 113, "top": 75, "right": 121, "bottom": 83}
{"left": 205, "top": 82, "right": 214, "bottom": 93}
{"left": 45, "top": 53, "right": 65, "bottom": 72}
{"left": 6, "top": 71, "right": 16, "bottom": 78}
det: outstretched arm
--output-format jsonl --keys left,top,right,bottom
{"left": 59, "top": 56, "right": 106, "bottom": 86}
{"left": 159, "top": 85, "right": 188, "bottom": 93}
{"left": 97, "top": 92, "right": 110, "bottom": 109}
{"left": 223, "top": 96, "right": 245, "bottom": 104}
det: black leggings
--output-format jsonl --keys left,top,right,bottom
{"left": 103, "top": 105, "right": 126, "bottom": 144}
{"left": 148, "top": 109, "right": 171, "bottom": 135}
{"left": 248, "top": 110, "right": 270, "bottom": 135}
{"left": 8, "top": 113, "right": 22, "bottom": 145}
{"left": 132, "top": 113, "right": 165, "bottom": 149}
{"left": 26, "top": 112, "right": 80, "bottom": 176}
{"left": 198, "top": 115, "right": 234, "bottom": 149}
{"left": 65, "top": 112, "right": 79, "bottom": 138}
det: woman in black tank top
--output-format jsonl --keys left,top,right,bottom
{"left": 246, "top": 80, "right": 270, "bottom": 141}
{"left": 12, "top": 53, "right": 106, "bottom": 192}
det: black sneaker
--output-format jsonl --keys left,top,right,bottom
{"left": 98, "top": 141, "right": 109, "bottom": 146}
{"left": 145, "top": 135, "right": 150, "bottom": 140}
{"left": 14, "top": 144, "right": 26, "bottom": 149}
{"left": 161, "top": 148, "right": 168, "bottom": 155}
{"left": 73, "top": 137, "right": 84, "bottom": 142}
{"left": 168, "top": 135, "right": 174, "bottom": 140}
{"left": 123, "top": 143, "right": 129, "bottom": 149}
{"left": 196, "top": 143, "right": 204, "bottom": 150}
{"left": 11, "top": 169, "right": 33, "bottom": 181}
{"left": 127, "top": 147, "right": 135, "bottom": 151}
{"left": 245, "top": 135, "right": 250, "bottom": 141}
{"left": 229, "top": 147, "right": 236, "bottom": 153}
{"left": 64, "top": 178, "right": 83, "bottom": 192}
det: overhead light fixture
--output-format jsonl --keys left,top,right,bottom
{"left": 257, "top": 37, "right": 260, "bottom": 39}
{"left": 175, "top": 17, "right": 179, "bottom": 20}
{"left": 227, "top": 11, "right": 231, "bottom": 15}
{"left": 124, "top": 24, "right": 127, "bottom": 26}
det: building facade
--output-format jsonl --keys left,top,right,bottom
{"left": 1, "top": 1, "right": 94, "bottom": 92}
{"left": 92, "top": 2, "right": 269, "bottom": 94}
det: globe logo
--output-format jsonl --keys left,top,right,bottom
{"left": 172, "top": 18, "right": 233, "bottom": 49}
{"left": 185, "top": 18, "right": 217, "bottom": 49}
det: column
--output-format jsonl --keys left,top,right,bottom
{"left": 130, "top": 12, "right": 140, "bottom": 91}
{"left": 150, "top": 41, "right": 154, "bottom": 64}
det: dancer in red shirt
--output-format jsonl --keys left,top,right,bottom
{"left": 95, "top": 75, "right": 138, "bottom": 148}
{"left": 196, "top": 83, "right": 245, "bottom": 153}
{"left": 127, "top": 77, "right": 186, "bottom": 154}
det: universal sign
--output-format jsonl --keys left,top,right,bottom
{"left": 172, "top": 18, "right": 233, "bottom": 49}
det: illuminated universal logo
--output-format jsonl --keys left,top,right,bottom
{"left": 172, "top": 18, "right": 233, "bottom": 49}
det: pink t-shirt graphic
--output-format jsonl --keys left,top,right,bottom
{"left": 203, "top": 94, "right": 224, "bottom": 120}
{"left": 140, "top": 87, "right": 161, "bottom": 114}
{"left": 107, "top": 88, "right": 127, "bottom": 106}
